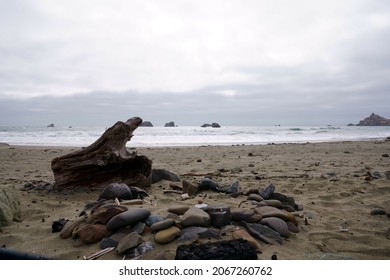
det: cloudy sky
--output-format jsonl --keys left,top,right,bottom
{"left": 1, "top": 0, "right": 390, "bottom": 126}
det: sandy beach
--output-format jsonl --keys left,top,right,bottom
{"left": 1, "top": 140, "right": 389, "bottom": 260}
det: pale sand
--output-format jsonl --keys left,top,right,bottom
{"left": 0, "top": 140, "right": 389, "bottom": 260}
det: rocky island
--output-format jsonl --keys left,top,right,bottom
{"left": 356, "top": 113, "right": 390, "bottom": 126}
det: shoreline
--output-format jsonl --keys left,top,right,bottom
{"left": 1, "top": 140, "right": 390, "bottom": 260}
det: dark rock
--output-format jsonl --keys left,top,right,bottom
{"left": 269, "top": 192, "right": 299, "bottom": 210}
{"left": 240, "top": 221, "right": 283, "bottom": 245}
{"left": 52, "top": 218, "right": 68, "bottom": 233}
{"left": 370, "top": 208, "right": 386, "bottom": 215}
{"left": 368, "top": 171, "right": 382, "bottom": 179}
{"left": 47, "top": 123, "right": 54, "bottom": 127}
{"left": 100, "top": 237, "right": 119, "bottom": 249}
{"left": 164, "top": 121, "right": 176, "bottom": 127}
{"left": 98, "top": 183, "right": 133, "bottom": 201}
{"left": 201, "top": 123, "right": 221, "bottom": 128}
{"left": 139, "top": 121, "right": 153, "bottom": 127}
{"left": 259, "top": 183, "right": 275, "bottom": 199}
{"left": 204, "top": 206, "right": 232, "bottom": 228}
{"left": 356, "top": 113, "right": 390, "bottom": 126}
{"left": 150, "top": 169, "right": 180, "bottom": 183}
{"left": 175, "top": 239, "right": 258, "bottom": 260}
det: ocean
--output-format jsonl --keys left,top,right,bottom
{"left": 1, "top": 125, "right": 389, "bottom": 147}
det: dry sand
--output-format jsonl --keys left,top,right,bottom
{"left": 0, "top": 140, "right": 389, "bottom": 260}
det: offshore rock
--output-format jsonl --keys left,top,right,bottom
{"left": 175, "top": 239, "right": 258, "bottom": 260}
{"left": 356, "top": 113, "right": 390, "bottom": 126}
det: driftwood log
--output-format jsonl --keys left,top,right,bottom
{"left": 51, "top": 117, "right": 152, "bottom": 190}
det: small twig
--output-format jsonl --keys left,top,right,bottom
{"left": 338, "top": 226, "right": 349, "bottom": 232}
{"left": 163, "top": 190, "right": 183, "bottom": 194}
{"left": 84, "top": 247, "right": 116, "bottom": 260}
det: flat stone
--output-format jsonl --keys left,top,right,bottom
{"left": 255, "top": 206, "right": 298, "bottom": 225}
{"left": 154, "top": 226, "right": 181, "bottom": 244}
{"left": 231, "top": 209, "right": 262, "bottom": 223}
{"left": 240, "top": 221, "right": 282, "bottom": 245}
{"left": 116, "top": 232, "right": 144, "bottom": 255}
{"left": 260, "top": 200, "right": 282, "bottom": 208}
{"left": 126, "top": 241, "right": 154, "bottom": 259}
{"left": 181, "top": 207, "right": 210, "bottom": 228}
{"left": 106, "top": 208, "right": 151, "bottom": 231}
{"left": 261, "top": 217, "right": 290, "bottom": 238}
{"left": 168, "top": 205, "right": 190, "bottom": 215}
{"left": 247, "top": 193, "right": 264, "bottom": 202}
{"left": 287, "top": 221, "right": 299, "bottom": 233}
{"left": 150, "top": 218, "right": 174, "bottom": 232}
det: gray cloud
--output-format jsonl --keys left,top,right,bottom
{"left": 1, "top": 0, "right": 390, "bottom": 126}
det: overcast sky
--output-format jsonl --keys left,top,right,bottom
{"left": 1, "top": 0, "right": 390, "bottom": 126}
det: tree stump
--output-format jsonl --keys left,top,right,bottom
{"left": 51, "top": 117, "right": 152, "bottom": 190}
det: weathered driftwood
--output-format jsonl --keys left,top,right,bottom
{"left": 51, "top": 117, "right": 152, "bottom": 190}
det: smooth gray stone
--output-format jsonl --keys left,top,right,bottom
{"left": 150, "top": 218, "right": 174, "bottom": 232}
{"left": 261, "top": 217, "right": 290, "bottom": 238}
{"left": 106, "top": 208, "right": 151, "bottom": 231}
{"left": 241, "top": 221, "right": 282, "bottom": 244}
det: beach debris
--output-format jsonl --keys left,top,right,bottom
{"left": 84, "top": 247, "right": 116, "bottom": 260}
{"left": 175, "top": 238, "right": 258, "bottom": 260}
{"left": 204, "top": 206, "right": 232, "bottom": 228}
{"left": 51, "top": 117, "right": 152, "bottom": 190}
